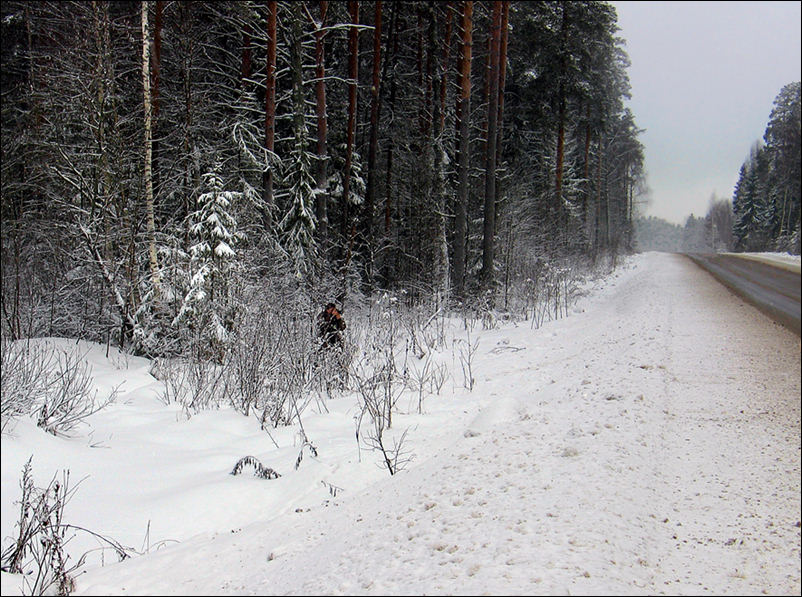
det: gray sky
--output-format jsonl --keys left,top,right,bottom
{"left": 611, "top": 1, "right": 801, "bottom": 225}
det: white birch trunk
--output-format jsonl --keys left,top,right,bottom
{"left": 142, "top": 1, "right": 161, "bottom": 299}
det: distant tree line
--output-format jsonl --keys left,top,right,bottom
{"left": 637, "top": 81, "right": 800, "bottom": 257}
{"left": 732, "top": 81, "right": 801, "bottom": 254}
{"left": 634, "top": 199, "right": 732, "bottom": 255}
{"left": 634, "top": 216, "right": 683, "bottom": 253}
{"left": 1, "top": 1, "right": 643, "bottom": 355}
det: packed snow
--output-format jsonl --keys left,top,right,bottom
{"left": 1, "top": 251, "right": 800, "bottom": 595}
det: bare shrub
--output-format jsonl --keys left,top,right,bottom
{"left": 430, "top": 362, "right": 448, "bottom": 395}
{"left": 1, "top": 459, "right": 132, "bottom": 596}
{"left": 351, "top": 306, "right": 405, "bottom": 431}
{"left": 37, "top": 350, "right": 118, "bottom": 436}
{"left": 155, "top": 355, "right": 228, "bottom": 416}
{"left": 258, "top": 318, "right": 318, "bottom": 428}
{"left": 1, "top": 340, "right": 117, "bottom": 436}
{"left": 156, "top": 266, "right": 356, "bottom": 437}
{"left": 236, "top": 292, "right": 329, "bottom": 430}
{"left": 406, "top": 352, "right": 447, "bottom": 413}
{"left": 350, "top": 303, "right": 412, "bottom": 475}
{"left": 496, "top": 255, "right": 584, "bottom": 329}
{"left": 224, "top": 306, "right": 283, "bottom": 418}
{"left": 365, "top": 426, "right": 414, "bottom": 476}
{"left": 453, "top": 331, "right": 479, "bottom": 391}
{"left": 1, "top": 338, "right": 55, "bottom": 431}
{"left": 352, "top": 361, "right": 413, "bottom": 476}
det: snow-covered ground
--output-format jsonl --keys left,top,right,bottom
{"left": 1, "top": 251, "right": 799, "bottom": 596}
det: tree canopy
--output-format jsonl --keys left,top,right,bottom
{"left": 1, "top": 1, "right": 644, "bottom": 354}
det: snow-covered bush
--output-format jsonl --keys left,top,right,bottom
{"left": 347, "top": 294, "right": 421, "bottom": 475}
{"left": 224, "top": 314, "right": 283, "bottom": 418}
{"left": 407, "top": 351, "right": 448, "bottom": 414}
{"left": 1, "top": 338, "right": 51, "bottom": 431}
{"left": 453, "top": 331, "right": 479, "bottom": 392}
{"left": 225, "top": 291, "right": 317, "bottom": 427}
{"left": 499, "top": 255, "right": 584, "bottom": 328}
{"left": 173, "top": 161, "right": 245, "bottom": 361}
{"left": 156, "top": 271, "right": 346, "bottom": 428}
{"left": 351, "top": 356, "right": 412, "bottom": 476}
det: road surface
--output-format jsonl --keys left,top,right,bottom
{"left": 686, "top": 253, "right": 801, "bottom": 336}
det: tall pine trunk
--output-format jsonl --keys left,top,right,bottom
{"left": 314, "top": 1, "right": 329, "bottom": 247}
{"left": 493, "top": 1, "right": 508, "bottom": 221}
{"left": 263, "top": 1, "right": 277, "bottom": 229}
{"left": 439, "top": 2, "right": 453, "bottom": 133}
{"left": 383, "top": 1, "right": 399, "bottom": 238}
{"left": 554, "top": 2, "right": 569, "bottom": 223}
{"left": 343, "top": 0, "right": 360, "bottom": 244}
{"left": 583, "top": 103, "right": 592, "bottom": 248}
{"left": 364, "top": 1, "right": 382, "bottom": 283}
{"left": 430, "top": 4, "right": 449, "bottom": 304}
{"left": 453, "top": 1, "right": 472, "bottom": 300}
{"left": 480, "top": 2, "right": 501, "bottom": 295}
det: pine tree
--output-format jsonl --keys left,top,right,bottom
{"left": 480, "top": 1, "right": 502, "bottom": 295}
{"left": 453, "top": 0, "right": 473, "bottom": 301}
{"left": 313, "top": 1, "right": 330, "bottom": 249}
{"left": 763, "top": 81, "right": 801, "bottom": 252}
{"left": 733, "top": 143, "right": 771, "bottom": 251}
{"left": 277, "top": 1, "right": 318, "bottom": 277}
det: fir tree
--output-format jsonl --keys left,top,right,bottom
{"left": 733, "top": 144, "right": 771, "bottom": 251}
{"left": 276, "top": 1, "right": 319, "bottom": 277}
{"left": 763, "top": 82, "right": 801, "bottom": 252}
{"left": 176, "top": 161, "right": 244, "bottom": 356}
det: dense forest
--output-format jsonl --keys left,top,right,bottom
{"left": 1, "top": 1, "right": 643, "bottom": 357}
{"left": 731, "top": 81, "right": 801, "bottom": 254}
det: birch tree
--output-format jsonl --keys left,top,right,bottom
{"left": 142, "top": 1, "right": 161, "bottom": 300}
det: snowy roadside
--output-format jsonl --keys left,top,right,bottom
{"left": 725, "top": 251, "right": 801, "bottom": 273}
{"left": 2, "top": 252, "right": 800, "bottom": 596}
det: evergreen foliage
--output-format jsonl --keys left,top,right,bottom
{"left": 176, "top": 162, "right": 245, "bottom": 357}
{"left": 732, "top": 82, "right": 801, "bottom": 254}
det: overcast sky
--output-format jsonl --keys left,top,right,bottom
{"left": 611, "top": 1, "right": 802, "bottom": 225}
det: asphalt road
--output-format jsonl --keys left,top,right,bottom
{"left": 685, "top": 253, "right": 801, "bottom": 336}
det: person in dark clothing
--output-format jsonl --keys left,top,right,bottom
{"left": 318, "top": 303, "right": 346, "bottom": 349}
